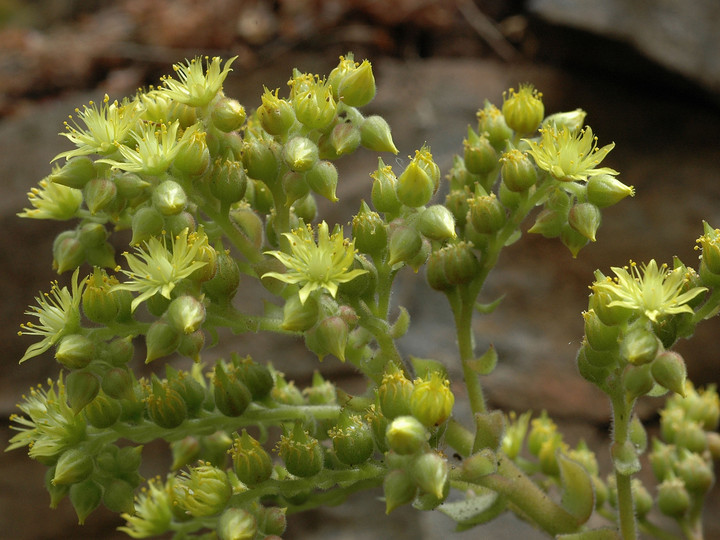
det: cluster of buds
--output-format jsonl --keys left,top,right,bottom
{"left": 648, "top": 383, "right": 719, "bottom": 520}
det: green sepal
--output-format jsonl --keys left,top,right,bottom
{"left": 389, "top": 306, "right": 410, "bottom": 339}
{"left": 69, "top": 478, "right": 102, "bottom": 524}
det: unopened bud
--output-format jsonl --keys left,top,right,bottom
{"left": 305, "top": 160, "right": 338, "bottom": 202}
{"left": 412, "top": 451, "right": 449, "bottom": 500}
{"left": 383, "top": 468, "right": 417, "bottom": 514}
{"left": 621, "top": 326, "right": 659, "bottom": 366}
{"left": 386, "top": 415, "right": 429, "bottom": 455}
{"left": 174, "top": 464, "right": 232, "bottom": 517}
{"left": 304, "top": 315, "right": 348, "bottom": 362}
{"left": 464, "top": 128, "right": 498, "bottom": 175}
{"left": 84, "top": 178, "right": 117, "bottom": 214}
{"left": 213, "top": 362, "right": 252, "bottom": 417}
{"left": 397, "top": 159, "right": 433, "bottom": 208}
{"left": 145, "top": 319, "right": 181, "bottom": 363}
{"left": 468, "top": 193, "right": 505, "bottom": 234}
{"left": 53, "top": 231, "right": 84, "bottom": 273}
{"left": 657, "top": 475, "right": 690, "bottom": 518}
{"left": 329, "top": 121, "right": 361, "bottom": 156}
{"left": 568, "top": 203, "right": 601, "bottom": 242}
{"left": 55, "top": 334, "right": 95, "bottom": 369}
{"left": 329, "top": 411, "right": 375, "bottom": 465}
{"left": 209, "top": 158, "right": 247, "bottom": 204}
{"left": 387, "top": 224, "right": 422, "bottom": 267}
{"left": 281, "top": 293, "right": 319, "bottom": 332}
{"left": 211, "top": 97, "right": 246, "bottom": 132}
{"left": 476, "top": 102, "right": 512, "bottom": 149}
{"left": 502, "top": 84, "right": 544, "bottom": 134}
{"left": 66, "top": 370, "right": 100, "bottom": 414}
{"left": 371, "top": 158, "right": 401, "bottom": 213}
{"left": 378, "top": 365, "right": 413, "bottom": 419}
{"left": 231, "top": 429, "right": 273, "bottom": 485}
{"left": 242, "top": 139, "right": 280, "bottom": 184}
{"left": 360, "top": 115, "right": 398, "bottom": 154}
{"left": 147, "top": 375, "right": 188, "bottom": 429}
{"left": 587, "top": 174, "right": 634, "bottom": 208}
{"left": 283, "top": 136, "right": 319, "bottom": 173}
{"left": 500, "top": 149, "right": 537, "bottom": 192}
{"left": 258, "top": 87, "right": 295, "bottom": 136}
{"left": 276, "top": 424, "right": 324, "bottom": 477}
{"left": 69, "top": 478, "right": 102, "bottom": 524}
{"left": 217, "top": 507, "right": 257, "bottom": 540}
{"left": 50, "top": 156, "right": 96, "bottom": 189}
{"left": 53, "top": 447, "right": 94, "bottom": 486}
{"left": 152, "top": 180, "right": 187, "bottom": 216}
{"left": 418, "top": 205, "right": 456, "bottom": 241}
{"left": 166, "top": 295, "right": 206, "bottom": 334}
{"left": 410, "top": 371, "right": 454, "bottom": 427}
{"left": 651, "top": 351, "right": 687, "bottom": 396}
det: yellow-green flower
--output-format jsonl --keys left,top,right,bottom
{"left": 119, "top": 476, "right": 173, "bottom": 538}
{"left": 54, "top": 95, "right": 140, "bottom": 161}
{"left": 99, "top": 120, "right": 194, "bottom": 176}
{"left": 263, "top": 221, "right": 367, "bottom": 304}
{"left": 114, "top": 228, "right": 209, "bottom": 312}
{"left": 8, "top": 374, "right": 86, "bottom": 460}
{"left": 162, "top": 56, "right": 236, "bottom": 108}
{"left": 524, "top": 125, "right": 618, "bottom": 182}
{"left": 17, "top": 177, "right": 82, "bottom": 220}
{"left": 593, "top": 260, "right": 707, "bottom": 323}
{"left": 18, "top": 268, "right": 85, "bottom": 363}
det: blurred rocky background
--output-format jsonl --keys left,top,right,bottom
{"left": 1, "top": 1, "right": 719, "bottom": 539}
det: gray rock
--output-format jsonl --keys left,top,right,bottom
{"left": 528, "top": 0, "right": 720, "bottom": 93}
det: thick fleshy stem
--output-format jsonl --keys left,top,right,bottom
{"left": 609, "top": 387, "right": 639, "bottom": 539}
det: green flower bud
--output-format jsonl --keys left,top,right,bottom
{"left": 674, "top": 420, "right": 708, "bottom": 454}
{"left": 442, "top": 241, "right": 481, "bottom": 286}
{"left": 329, "top": 411, "right": 375, "bottom": 465}
{"left": 587, "top": 174, "right": 634, "bottom": 207}
{"left": 84, "top": 390, "right": 122, "bottom": 428}
{"left": 145, "top": 319, "right": 181, "bottom": 363}
{"left": 231, "top": 429, "right": 273, "bottom": 485}
{"left": 631, "top": 478, "right": 653, "bottom": 519}
{"left": 147, "top": 375, "right": 188, "bottom": 429}
{"left": 242, "top": 139, "right": 280, "bottom": 184}
{"left": 560, "top": 223, "right": 589, "bottom": 258}
{"left": 53, "top": 230, "right": 84, "bottom": 273}
{"left": 55, "top": 334, "right": 94, "bottom": 369}
{"left": 69, "top": 478, "right": 102, "bottom": 524}
{"left": 336, "top": 58, "right": 376, "bottom": 107}
{"left": 371, "top": 158, "right": 401, "bottom": 213}
{"left": 283, "top": 136, "right": 319, "bottom": 173}
{"left": 502, "top": 84, "right": 544, "bottom": 134}
{"left": 209, "top": 158, "right": 247, "bottom": 204}
{"left": 500, "top": 149, "right": 537, "bottom": 192}
{"left": 174, "top": 129, "right": 210, "bottom": 177}
{"left": 387, "top": 224, "right": 422, "bottom": 267}
{"left": 231, "top": 354, "right": 274, "bottom": 401}
{"left": 166, "top": 366, "right": 206, "bottom": 416}
{"left": 114, "top": 172, "right": 150, "bottom": 201}
{"left": 426, "top": 248, "right": 453, "bottom": 291}
{"left": 476, "top": 102, "right": 512, "bottom": 149}
{"left": 468, "top": 193, "right": 505, "bottom": 234}
{"left": 329, "top": 121, "right": 361, "bottom": 156}
{"left": 45, "top": 466, "right": 70, "bottom": 508}
{"left": 305, "top": 315, "right": 348, "bottom": 362}
{"left": 378, "top": 364, "right": 413, "bottom": 419}
{"left": 152, "top": 180, "right": 187, "bottom": 216}
{"left": 412, "top": 451, "right": 449, "bottom": 500}
{"left": 257, "top": 87, "right": 295, "bottom": 135}
{"left": 78, "top": 223, "right": 107, "bottom": 249}
{"left": 211, "top": 96, "right": 246, "bottom": 132}
{"left": 217, "top": 507, "right": 257, "bottom": 540}
{"left": 583, "top": 309, "right": 620, "bottom": 351}
{"left": 410, "top": 371, "right": 455, "bottom": 427}
{"left": 171, "top": 436, "right": 200, "bottom": 470}
{"left": 651, "top": 350, "right": 687, "bottom": 396}
{"left": 256, "top": 506, "right": 287, "bottom": 537}
{"left": 213, "top": 362, "right": 252, "bottom": 417}
{"left": 203, "top": 248, "right": 241, "bottom": 303}
{"left": 396, "top": 161, "right": 433, "bottom": 208}
{"left": 291, "top": 192, "right": 317, "bottom": 223}
{"left": 53, "top": 447, "right": 94, "bottom": 486}
{"left": 177, "top": 329, "right": 205, "bottom": 362}
{"left": 280, "top": 170, "right": 309, "bottom": 206}
{"left": 528, "top": 411, "right": 558, "bottom": 456}
{"left": 383, "top": 468, "right": 417, "bottom": 514}
{"left": 386, "top": 415, "right": 429, "bottom": 455}
{"left": 629, "top": 414, "right": 648, "bottom": 453}
{"left": 292, "top": 78, "right": 337, "bottom": 130}
{"left": 66, "top": 369, "right": 100, "bottom": 414}
{"left": 166, "top": 295, "right": 206, "bottom": 334}
{"left": 576, "top": 345, "right": 611, "bottom": 388}
{"left": 676, "top": 449, "right": 715, "bottom": 495}
{"left": 542, "top": 108, "right": 586, "bottom": 132}
{"left": 657, "top": 475, "right": 690, "bottom": 518}
{"left": 85, "top": 241, "right": 115, "bottom": 269}
{"left": 588, "top": 277, "right": 634, "bottom": 326}
{"left": 280, "top": 293, "right": 319, "bottom": 332}
{"left": 696, "top": 221, "right": 720, "bottom": 275}
{"left": 360, "top": 115, "right": 398, "bottom": 154}
{"left": 352, "top": 201, "right": 388, "bottom": 257}
{"left": 99, "top": 368, "right": 134, "bottom": 402}
{"left": 305, "top": 160, "right": 339, "bottom": 202}
{"left": 276, "top": 424, "right": 324, "bottom": 477}
{"left": 174, "top": 464, "right": 232, "bottom": 517}
{"left": 527, "top": 208, "right": 564, "bottom": 238}
{"left": 83, "top": 178, "right": 117, "bottom": 214}
{"left": 101, "top": 336, "right": 134, "bottom": 367}
{"left": 130, "top": 206, "right": 164, "bottom": 245}
{"left": 621, "top": 326, "right": 660, "bottom": 366}
{"left": 683, "top": 382, "right": 720, "bottom": 431}
{"left": 418, "top": 205, "right": 456, "bottom": 241}
{"left": 568, "top": 202, "right": 601, "bottom": 242}
{"left": 649, "top": 439, "right": 675, "bottom": 481}
{"left": 50, "top": 156, "right": 96, "bottom": 189}
{"left": 101, "top": 477, "right": 135, "bottom": 514}
{"left": 464, "top": 128, "right": 498, "bottom": 175}
{"left": 623, "top": 363, "right": 654, "bottom": 400}
{"left": 444, "top": 189, "right": 469, "bottom": 228}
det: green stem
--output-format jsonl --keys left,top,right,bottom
{"left": 610, "top": 388, "right": 638, "bottom": 540}
{"left": 470, "top": 453, "right": 580, "bottom": 535}
{"left": 444, "top": 418, "right": 475, "bottom": 458}
{"left": 638, "top": 518, "right": 683, "bottom": 540}
{"left": 200, "top": 202, "right": 264, "bottom": 263}
{"left": 691, "top": 287, "right": 720, "bottom": 324}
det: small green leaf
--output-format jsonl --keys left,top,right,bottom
{"left": 410, "top": 356, "right": 448, "bottom": 378}
{"left": 475, "top": 294, "right": 505, "bottom": 314}
{"left": 390, "top": 306, "right": 410, "bottom": 338}
{"left": 504, "top": 229, "right": 521, "bottom": 246}
{"left": 467, "top": 345, "right": 498, "bottom": 375}
{"left": 438, "top": 490, "right": 506, "bottom": 531}
{"left": 558, "top": 453, "right": 595, "bottom": 522}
